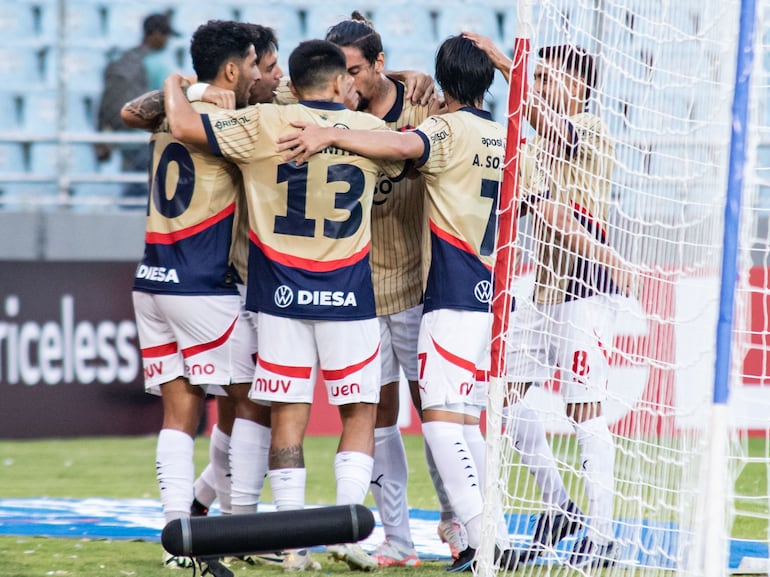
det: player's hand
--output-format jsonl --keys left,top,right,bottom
{"left": 202, "top": 86, "right": 236, "bottom": 110}
{"left": 276, "top": 121, "right": 333, "bottom": 166}
{"left": 463, "top": 31, "right": 512, "bottom": 78}
{"left": 402, "top": 71, "right": 438, "bottom": 106}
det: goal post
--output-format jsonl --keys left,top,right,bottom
{"left": 481, "top": 1, "right": 768, "bottom": 576}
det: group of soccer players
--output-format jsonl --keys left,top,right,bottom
{"left": 123, "top": 9, "right": 633, "bottom": 576}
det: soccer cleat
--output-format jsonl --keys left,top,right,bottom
{"left": 437, "top": 517, "right": 469, "bottom": 560}
{"left": 197, "top": 556, "right": 234, "bottom": 577}
{"left": 327, "top": 543, "right": 378, "bottom": 571}
{"left": 282, "top": 549, "right": 322, "bottom": 572}
{"left": 372, "top": 538, "right": 421, "bottom": 567}
{"left": 162, "top": 550, "right": 194, "bottom": 569}
{"left": 190, "top": 498, "right": 209, "bottom": 517}
{"left": 224, "top": 552, "right": 284, "bottom": 566}
{"left": 568, "top": 537, "right": 619, "bottom": 569}
{"left": 445, "top": 546, "right": 475, "bottom": 572}
{"left": 518, "top": 500, "right": 585, "bottom": 564}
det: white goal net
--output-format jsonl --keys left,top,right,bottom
{"left": 482, "top": 1, "right": 769, "bottom": 576}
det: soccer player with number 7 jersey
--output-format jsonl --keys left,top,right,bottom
{"left": 277, "top": 35, "right": 517, "bottom": 572}
{"left": 163, "top": 39, "right": 408, "bottom": 571}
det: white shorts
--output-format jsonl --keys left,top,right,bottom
{"left": 229, "top": 284, "right": 258, "bottom": 384}
{"left": 133, "top": 291, "right": 241, "bottom": 395}
{"left": 249, "top": 312, "right": 381, "bottom": 406}
{"left": 506, "top": 295, "right": 616, "bottom": 403}
{"left": 417, "top": 309, "right": 492, "bottom": 413}
{"left": 379, "top": 304, "right": 422, "bottom": 385}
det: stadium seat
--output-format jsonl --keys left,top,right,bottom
{"left": 63, "top": 0, "right": 107, "bottom": 45}
{"left": 0, "top": 45, "right": 52, "bottom": 89}
{"left": 303, "top": 3, "right": 379, "bottom": 40}
{"left": 0, "top": 0, "right": 38, "bottom": 41}
{"left": 370, "top": 4, "right": 436, "bottom": 49}
{"left": 67, "top": 143, "right": 99, "bottom": 175}
{"left": 60, "top": 46, "right": 110, "bottom": 93}
{"left": 171, "top": 5, "right": 238, "bottom": 39}
{"left": 20, "top": 91, "right": 59, "bottom": 137}
{"left": 0, "top": 92, "right": 23, "bottom": 131}
{"left": 105, "top": 1, "right": 158, "bottom": 48}
{"left": 0, "top": 143, "right": 28, "bottom": 174}
{"left": 435, "top": 4, "right": 501, "bottom": 42}
{"left": 236, "top": 2, "right": 305, "bottom": 55}
{"left": 29, "top": 142, "right": 58, "bottom": 177}
{"left": 65, "top": 91, "right": 99, "bottom": 133}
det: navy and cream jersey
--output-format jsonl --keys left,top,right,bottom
{"left": 521, "top": 111, "right": 616, "bottom": 304}
{"left": 413, "top": 107, "right": 506, "bottom": 314}
{"left": 373, "top": 80, "right": 431, "bottom": 316}
{"left": 134, "top": 100, "right": 241, "bottom": 295}
{"left": 201, "top": 100, "right": 406, "bottom": 321}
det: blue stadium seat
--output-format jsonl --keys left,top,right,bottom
{"left": 21, "top": 91, "right": 59, "bottom": 137}
{"left": 105, "top": 1, "right": 158, "bottom": 49}
{"left": 0, "top": 143, "right": 28, "bottom": 174}
{"left": 66, "top": 91, "right": 99, "bottom": 133}
{"left": 236, "top": 2, "right": 305, "bottom": 55}
{"left": 171, "top": 5, "right": 238, "bottom": 39}
{"left": 303, "top": 3, "right": 379, "bottom": 41}
{"left": 435, "top": 5, "right": 501, "bottom": 42}
{"left": 383, "top": 45, "right": 437, "bottom": 77}
{"left": 0, "top": 45, "right": 53, "bottom": 89}
{"left": 67, "top": 144, "right": 99, "bottom": 175}
{"left": 61, "top": 46, "right": 110, "bottom": 93}
{"left": 0, "top": 0, "right": 38, "bottom": 41}
{"left": 371, "top": 5, "right": 436, "bottom": 59}
{"left": 0, "top": 92, "right": 23, "bottom": 131}
{"left": 29, "top": 142, "right": 58, "bottom": 177}
{"left": 63, "top": 0, "right": 107, "bottom": 45}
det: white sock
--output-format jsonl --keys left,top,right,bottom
{"left": 335, "top": 451, "right": 374, "bottom": 506}
{"left": 269, "top": 467, "right": 306, "bottom": 511}
{"left": 156, "top": 428, "right": 195, "bottom": 523}
{"left": 193, "top": 464, "right": 217, "bottom": 508}
{"left": 422, "top": 421, "right": 483, "bottom": 548}
{"left": 230, "top": 418, "right": 271, "bottom": 515}
{"left": 503, "top": 403, "right": 569, "bottom": 508}
{"left": 425, "top": 442, "right": 454, "bottom": 517}
{"left": 575, "top": 415, "right": 615, "bottom": 544}
{"left": 371, "top": 425, "right": 413, "bottom": 545}
{"left": 209, "top": 425, "right": 232, "bottom": 514}
{"left": 463, "top": 424, "right": 510, "bottom": 548}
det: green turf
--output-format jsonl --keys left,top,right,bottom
{"left": 0, "top": 434, "right": 766, "bottom": 577}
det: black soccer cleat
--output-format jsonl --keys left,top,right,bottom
{"left": 197, "top": 556, "right": 234, "bottom": 577}
{"left": 190, "top": 498, "right": 209, "bottom": 517}
{"left": 518, "top": 500, "right": 585, "bottom": 564}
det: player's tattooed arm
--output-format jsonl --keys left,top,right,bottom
{"left": 121, "top": 90, "right": 165, "bottom": 131}
{"left": 269, "top": 444, "right": 305, "bottom": 469}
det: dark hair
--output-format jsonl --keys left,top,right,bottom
{"left": 190, "top": 20, "right": 255, "bottom": 83}
{"left": 242, "top": 23, "right": 279, "bottom": 64}
{"left": 538, "top": 44, "right": 596, "bottom": 101}
{"left": 434, "top": 35, "right": 494, "bottom": 107}
{"left": 143, "top": 12, "right": 177, "bottom": 37}
{"left": 325, "top": 11, "right": 382, "bottom": 65}
{"left": 288, "top": 39, "right": 347, "bottom": 93}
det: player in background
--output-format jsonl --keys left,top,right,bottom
{"left": 163, "top": 39, "right": 409, "bottom": 573}
{"left": 465, "top": 31, "right": 632, "bottom": 568}
{"left": 324, "top": 12, "right": 467, "bottom": 568}
{"left": 277, "top": 34, "right": 518, "bottom": 573}
{"left": 127, "top": 20, "right": 261, "bottom": 577}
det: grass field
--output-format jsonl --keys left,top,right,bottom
{"left": 1, "top": 434, "right": 767, "bottom": 577}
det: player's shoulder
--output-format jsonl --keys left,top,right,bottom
{"left": 338, "top": 108, "right": 387, "bottom": 131}
{"left": 571, "top": 111, "right": 608, "bottom": 134}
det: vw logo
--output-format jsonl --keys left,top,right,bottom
{"left": 274, "top": 285, "right": 294, "bottom": 308}
{"left": 474, "top": 280, "right": 493, "bottom": 303}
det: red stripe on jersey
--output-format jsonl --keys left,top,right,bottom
{"left": 142, "top": 342, "right": 178, "bottom": 358}
{"left": 431, "top": 337, "right": 476, "bottom": 374}
{"left": 257, "top": 356, "right": 313, "bottom": 379}
{"left": 321, "top": 343, "right": 380, "bottom": 380}
{"left": 570, "top": 201, "right": 607, "bottom": 240}
{"left": 146, "top": 202, "right": 236, "bottom": 245}
{"left": 249, "top": 230, "right": 370, "bottom": 272}
{"left": 430, "top": 220, "right": 493, "bottom": 272}
{"left": 181, "top": 317, "right": 237, "bottom": 358}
